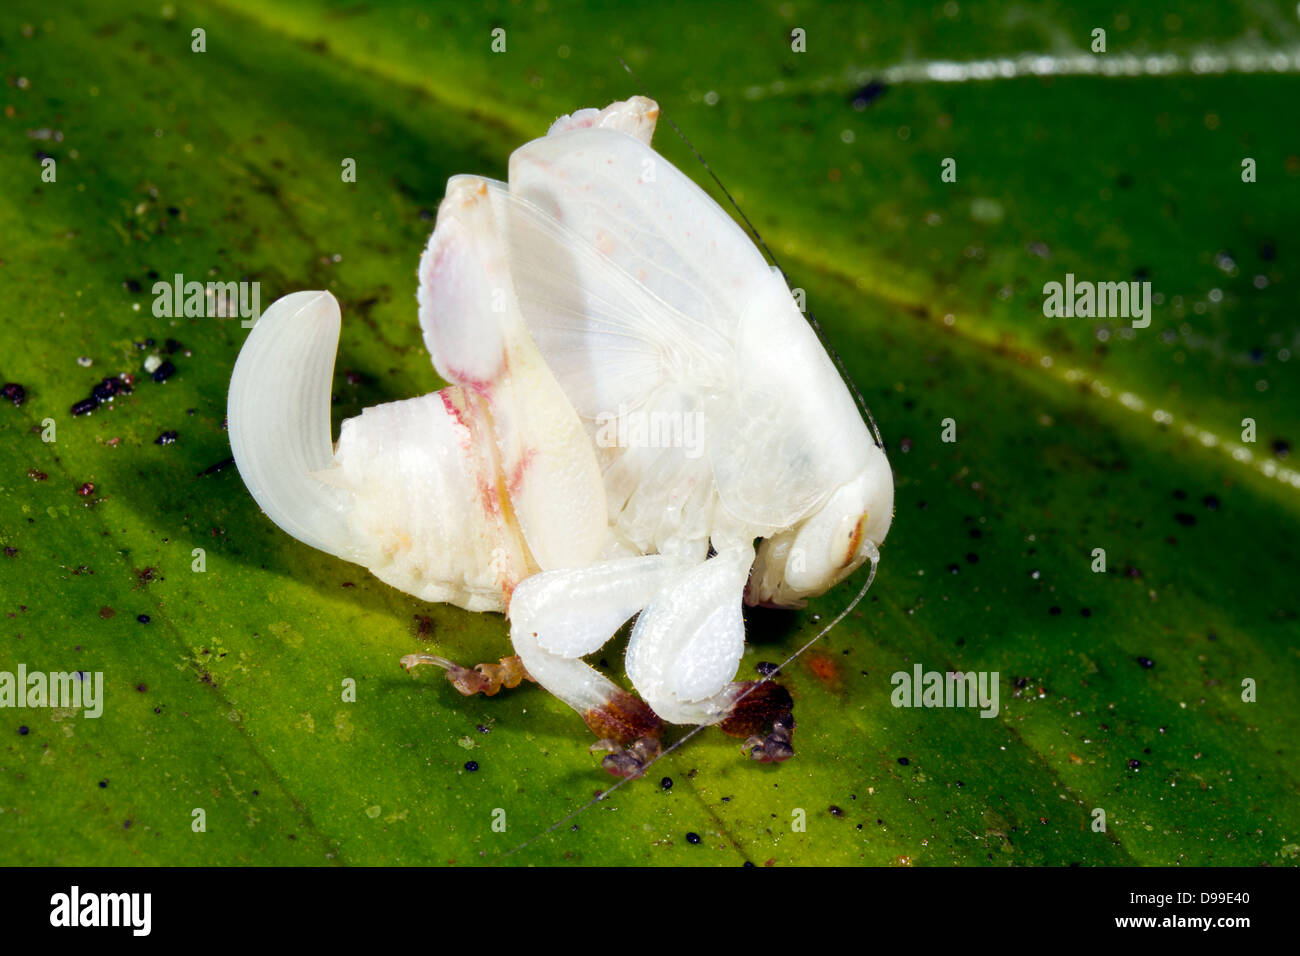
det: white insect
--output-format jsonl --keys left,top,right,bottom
{"left": 228, "top": 97, "right": 894, "bottom": 776}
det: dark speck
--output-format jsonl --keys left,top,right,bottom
{"left": 1272, "top": 439, "right": 1290, "bottom": 459}
{"left": 897, "top": 756, "right": 910, "bottom": 766}
{"left": 464, "top": 760, "right": 479, "bottom": 772}
{"left": 1259, "top": 241, "right": 1275, "bottom": 261}
{"left": 4, "top": 547, "right": 16, "bottom": 558}
{"left": 1128, "top": 759, "right": 1141, "bottom": 770}
{"left": 1202, "top": 494, "right": 1219, "bottom": 511}
{"left": 154, "top": 430, "right": 178, "bottom": 445}
{"left": 1, "top": 383, "right": 26, "bottom": 406}
{"left": 1174, "top": 512, "right": 1196, "bottom": 526}
{"left": 968, "top": 528, "right": 982, "bottom": 539}
{"left": 1136, "top": 656, "right": 1155, "bottom": 669}
{"left": 1049, "top": 606, "right": 1061, "bottom": 615}
{"left": 18, "top": 726, "right": 29, "bottom": 736}
{"left": 685, "top": 831, "right": 701, "bottom": 844}
{"left": 71, "top": 397, "right": 99, "bottom": 416}
{"left": 98, "top": 780, "right": 108, "bottom": 788}
{"left": 850, "top": 79, "right": 888, "bottom": 109}
{"left": 1173, "top": 489, "right": 1186, "bottom": 500}
{"left": 476, "top": 724, "right": 490, "bottom": 734}
{"left": 828, "top": 805, "right": 844, "bottom": 817}
{"left": 1080, "top": 608, "right": 1092, "bottom": 618}
{"left": 947, "top": 563, "right": 960, "bottom": 574}
{"left": 123, "top": 278, "right": 142, "bottom": 293}
{"left": 136, "top": 614, "right": 150, "bottom": 624}
{"left": 660, "top": 776, "right": 673, "bottom": 790}
{"left": 151, "top": 360, "right": 176, "bottom": 383}
{"left": 965, "top": 553, "right": 979, "bottom": 564}
{"left": 756, "top": 661, "right": 778, "bottom": 676}
{"left": 197, "top": 457, "right": 234, "bottom": 477}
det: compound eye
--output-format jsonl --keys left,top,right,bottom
{"left": 841, "top": 513, "right": 868, "bottom": 569}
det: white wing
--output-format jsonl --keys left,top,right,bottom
{"left": 417, "top": 176, "right": 608, "bottom": 572}
{"left": 494, "top": 127, "right": 873, "bottom": 535}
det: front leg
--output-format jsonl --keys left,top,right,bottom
{"left": 621, "top": 544, "right": 799, "bottom": 762}
{"left": 624, "top": 544, "right": 755, "bottom": 726}
{"left": 508, "top": 555, "right": 694, "bottom": 776}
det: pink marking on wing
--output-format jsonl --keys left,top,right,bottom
{"left": 438, "top": 389, "right": 468, "bottom": 429}
{"left": 506, "top": 447, "right": 538, "bottom": 500}
{"left": 478, "top": 476, "right": 502, "bottom": 518}
{"left": 443, "top": 366, "right": 493, "bottom": 395}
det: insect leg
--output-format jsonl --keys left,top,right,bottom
{"left": 624, "top": 544, "right": 756, "bottom": 726}
{"left": 717, "top": 680, "right": 797, "bottom": 763}
{"left": 400, "top": 653, "right": 533, "bottom": 697}
{"left": 508, "top": 555, "right": 694, "bottom": 776}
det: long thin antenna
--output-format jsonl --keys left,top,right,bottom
{"left": 503, "top": 559, "right": 877, "bottom": 860}
{"left": 502, "top": 64, "right": 889, "bottom": 861}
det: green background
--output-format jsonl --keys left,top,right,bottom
{"left": 1, "top": 0, "right": 1297, "bottom": 865}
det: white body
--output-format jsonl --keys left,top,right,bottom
{"left": 228, "top": 98, "right": 893, "bottom": 737}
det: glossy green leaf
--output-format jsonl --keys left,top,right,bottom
{"left": 1, "top": 0, "right": 1296, "bottom": 866}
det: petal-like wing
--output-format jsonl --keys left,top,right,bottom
{"left": 418, "top": 176, "right": 607, "bottom": 572}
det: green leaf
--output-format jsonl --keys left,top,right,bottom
{"left": 1, "top": 0, "right": 1296, "bottom": 866}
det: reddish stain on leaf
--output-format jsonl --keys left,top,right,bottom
{"left": 806, "top": 653, "right": 842, "bottom": 689}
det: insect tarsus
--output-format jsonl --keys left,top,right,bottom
{"left": 400, "top": 653, "right": 534, "bottom": 697}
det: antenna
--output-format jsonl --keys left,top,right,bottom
{"left": 504, "top": 559, "right": 877, "bottom": 860}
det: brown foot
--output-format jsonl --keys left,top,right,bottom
{"left": 591, "top": 735, "right": 662, "bottom": 779}
{"left": 400, "top": 652, "right": 533, "bottom": 697}
{"left": 718, "top": 680, "right": 796, "bottom": 764}
{"left": 581, "top": 689, "right": 663, "bottom": 777}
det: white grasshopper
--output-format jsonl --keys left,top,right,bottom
{"left": 228, "top": 97, "right": 894, "bottom": 776}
